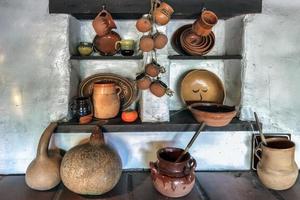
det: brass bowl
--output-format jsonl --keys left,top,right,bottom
{"left": 180, "top": 69, "right": 225, "bottom": 105}
{"left": 188, "top": 102, "right": 236, "bottom": 127}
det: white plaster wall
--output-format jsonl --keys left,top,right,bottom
{"left": 240, "top": 0, "right": 300, "bottom": 163}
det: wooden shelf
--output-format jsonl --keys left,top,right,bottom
{"left": 168, "top": 55, "right": 242, "bottom": 60}
{"left": 49, "top": 0, "right": 262, "bottom": 20}
{"left": 55, "top": 110, "right": 258, "bottom": 133}
{"left": 1, "top": 172, "right": 299, "bottom": 200}
{"left": 71, "top": 55, "right": 143, "bottom": 60}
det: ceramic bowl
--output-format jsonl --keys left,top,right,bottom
{"left": 188, "top": 102, "right": 236, "bottom": 127}
{"left": 180, "top": 69, "right": 225, "bottom": 105}
{"left": 93, "top": 31, "right": 121, "bottom": 56}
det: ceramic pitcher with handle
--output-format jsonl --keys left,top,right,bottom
{"left": 255, "top": 138, "right": 298, "bottom": 190}
{"left": 92, "top": 82, "right": 121, "bottom": 119}
{"left": 92, "top": 8, "right": 116, "bottom": 36}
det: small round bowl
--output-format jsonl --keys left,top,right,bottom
{"left": 188, "top": 102, "right": 237, "bottom": 127}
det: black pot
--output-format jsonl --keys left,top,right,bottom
{"left": 70, "top": 96, "right": 92, "bottom": 120}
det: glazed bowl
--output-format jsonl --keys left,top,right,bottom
{"left": 188, "top": 102, "right": 236, "bottom": 127}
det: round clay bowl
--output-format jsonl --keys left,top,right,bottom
{"left": 171, "top": 24, "right": 192, "bottom": 55}
{"left": 180, "top": 29, "right": 210, "bottom": 55}
{"left": 188, "top": 102, "right": 236, "bottom": 127}
{"left": 180, "top": 69, "right": 225, "bottom": 105}
{"left": 93, "top": 31, "right": 121, "bottom": 56}
{"left": 201, "top": 32, "right": 215, "bottom": 55}
{"left": 139, "top": 36, "right": 154, "bottom": 52}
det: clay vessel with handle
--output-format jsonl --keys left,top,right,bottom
{"left": 25, "top": 123, "right": 62, "bottom": 190}
{"left": 93, "top": 9, "right": 116, "bottom": 37}
{"left": 93, "top": 82, "right": 121, "bottom": 119}
{"left": 60, "top": 125, "right": 122, "bottom": 195}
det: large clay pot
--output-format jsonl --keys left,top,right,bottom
{"left": 25, "top": 123, "right": 62, "bottom": 190}
{"left": 93, "top": 82, "right": 121, "bottom": 119}
{"left": 60, "top": 126, "right": 122, "bottom": 195}
{"left": 256, "top": 138, "right": 298, "bottom": 190}
{"left": 149, "top": 147, "right": 196, "bottom": 198}
{"left": 92, "top": 9, "right": 116, "bottom": 36}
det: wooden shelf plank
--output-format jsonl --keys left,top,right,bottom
{"left": 1, "top": 172, "right": 297, "bottom": 200}
{"left": 55, "top": 110, "right": 257, "bottom": 133}
{"left": 49, "top": 0, "right": 262, "bottom": 20}
{"left": 168, "top": 55, "right": 242, "bottom": 60}
{"left": 71, "top": 55, "right": 143, "bottom": 60}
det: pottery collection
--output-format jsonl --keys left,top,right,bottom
{"left": 93, "top": 82, "right": 121, "bottom": 119}
{"left": 150, "top": 147, "right": 196, "bottom": 198}
{"left": 256, "top": 138, "right": 299, "bottom": 190}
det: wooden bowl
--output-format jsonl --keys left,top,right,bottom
{"left": 188, "top": 102, "right": 237, "bottom": 127}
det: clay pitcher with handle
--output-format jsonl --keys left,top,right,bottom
{"left": 92, "top": 82, "right": 121, "bottom": 119}
{"left": 25, "top": 123, "right": 62, "bottom": 190}
{"left": 256, "top": 138, "right": 298, "bottom": 190}
{"left": 93, "top": 9, "right": 117, "bottom": 36}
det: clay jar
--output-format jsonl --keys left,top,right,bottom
{"left": 256, "top": 138, "right": 298, "bottom": 190}
{"left": 136, "top": 14, "right": 152, "bottom": 32}
{"left": 145, "top": 62, "right": 166, "bottom": 77}
{"left": 153, "top": 32, "right": 168, "bottom": 49}
{"left": 192, "top": 10, "right": 218, "bottom": 36}
{"left": 136, "top": 73, "right": 152, "bottom": 90}
{"left": 150, "top": 147, "right": 196, "bottom": 198}
{"left": 153, "top": 2, "right": 174, "bottom": 25}
{"left": 93, "top": 9, "right": 116, "bottom": 37}
{"left": 150, "top": 80, "right": 173, "bottom": 97}
{"left": 92, "top": 82, "right": 121, "bottom": 119}
{"left": 139, "top": 35, "right": 154, "bottom": 52}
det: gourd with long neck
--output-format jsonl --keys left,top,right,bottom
{"left": 25, "top": 122, "right": 62, "bottom": 190}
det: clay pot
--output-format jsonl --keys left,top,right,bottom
{"left": 153, "top": 32, "right": 168, "bottom": 49}
{"left": 136, "top": 73, "right": 152, "bottom": 90}
{"left": 93, "top": 31, "right": 121, "bottom": 56}
{"left": 256, "top": 138, "right": 298, "bottom": 190}
{"left": 153, "top": 2, "right": 174, "bottom": 25}
{"left": 25, "top": 123, "right": 62, "bottom": 191}
{"left": 150, "top": 147, "right": 196, "bottom": 198}
{"left": 192, "top": 10, "right": 218, "bottom": 36}
{"left": 60, "top": 126, "right": 122, "bottom": 195}
{"left": 93, "top": 9, "right": 117, "bottom": 37}
{"left": 136, "top": 14, "right": 152, "bottom": 32}
{"left": 150, "top": 80, "right": 173, "bottom": 97}
{"left": 145, "top": 62, "right": 166, "bottom": 77}
{"left": 139, "top": 35, "right": 154, "bottom": 52}
{"left": 92, "top": 82, "right": 121, "bottom": 119}
{"left": 188, "top": 103, "right": 236, "bottom": 127}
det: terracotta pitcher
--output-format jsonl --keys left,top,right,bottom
{"left": 92, "top": 82, "right": 121, "bottom": 119}
{"left": 93, "top": 9, "right": 117, "bottom": 36}
{"left": 153, "top": 2, "right": 174, "bottom": 25}
{"left": 149, "top": 147, "right": 196, "bottom": 198}
{"left": 256, "top": 138, "right": 298, "bottom": 190}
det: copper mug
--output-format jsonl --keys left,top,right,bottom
{"left": 192, "top": 10, "right": 218, "bottom": 36}
{"left": 153, "top": 2, "right": 174, "bottom": 25}
{"left": 136, "top": 73, "right": 152, "bottom": 90}
{"left": 92, "top": 9, "right": 117, "bottom": 36}
{"left": 150, "top": 80, "right": 173, "bottom": 97}
{"left": 145, "top": 61, "right": 166, "bottom": 77}
{"left": 92, "top": 82, "right": 121, "bottom": 119}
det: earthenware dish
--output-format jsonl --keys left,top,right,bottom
{"left": 79, "top": 73, "right": 138, "bottom": 110}
{"left": 180, "top": 69, "right": 225, "bottom": 105}
{"left": 93, "top": 31, "right": 121, "bottom": 56}
{"left": 188, "top": 102, "right": 236, "bottom": 127}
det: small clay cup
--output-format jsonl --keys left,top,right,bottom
{"left": 153, "top": 2, "right": 174, "bottom": 25}
{"left": 136, "top": 14, "right": 152, "bottom": 33}
{"left": 192, "top": 10, "right": 218, "bottom": 36}
{"left": 145, "top": 61, "right": 166, "bottom": 77}
{"left": 136, "top": 73, "right": 152, "bottom": 90}
{"left": 139, "top": 35, "right": 155, "bottom": 52}
{"left": 77, "top": 42, "right": 93, "bottom": 56}
{"left": 153, "top": 32, "right": 168, "bottom": 49}
{"left": 150, "top": 80, "right": 173, "bottom": 97}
